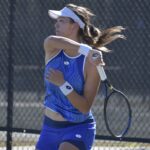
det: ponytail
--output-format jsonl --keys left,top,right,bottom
{"left": 81, "top": 25, "right": 126, "bottom": 52}
{"left": 65, "top": 3, "right": 126, "bottom": 51}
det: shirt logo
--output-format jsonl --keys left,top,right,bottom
{"left": 66, "top": 85, "right": 72, "bottom": 90}
{"left": 75, "top": 134, "right": 82, "bottom": 138}
{"left": 64, "top": 61, "right": 69, "bottom": 65}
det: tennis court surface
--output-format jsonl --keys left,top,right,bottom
{"left": 0, "top": 146, "right": 149, "bottom": 150}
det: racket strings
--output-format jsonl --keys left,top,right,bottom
{"left": 105, "top": 92, "right": 130, "bottom": 136}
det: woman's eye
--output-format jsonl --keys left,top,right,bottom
{"left": 59, "top": 19, "right": 64, "bottom": 23}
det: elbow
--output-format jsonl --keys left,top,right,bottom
{"left": 80, "top": 106, "right": 91, "bottom": 114}
{"left": 80, "top": 98, "right": 93, "bottom": 114}
{"left": 44, "top": 35, "right": 57, "bottom": 51}
{"left": 77, "top": 98, "right": 93, "bottom": 114}
{"left": 44, "top": 35, "right": 56, "bottom": 45}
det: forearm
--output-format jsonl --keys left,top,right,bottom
{"left": 59, "top": 81, "right": 95, "bottom": 114}
{"left": 66, "top": 90, "right": 92, "bottom": 114}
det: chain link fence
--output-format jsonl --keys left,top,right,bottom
{"left": 0, "top": 0, "right": 150, "bottom": 149}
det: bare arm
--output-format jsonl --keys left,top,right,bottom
{"left": 66, "top": 60, "right": 100, "bottom": 113}
{"left": 44, "top": 35, "right": 81, "bottom": 53}
{"left": 46, "top": 59, "right": 100, "bottom": 114}
{"left": 44, "top": 35, "right": 105, "bottom": 66}
{"left": 44, "top": 35, "right": 86, "bottom": 63}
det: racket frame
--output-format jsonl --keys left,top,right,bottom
{"left": 103, "top": 80, "right": 132, "bottom": 138}
{"left": 97, "top": 65, "right": 132, "bottom": 138}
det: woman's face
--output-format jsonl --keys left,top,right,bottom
{"left": 54, "top": 17, "right": 75, "bottom": 37}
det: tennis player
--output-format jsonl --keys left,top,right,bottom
{"left": 36, "top": 3, "right": 125, "bottom": 150}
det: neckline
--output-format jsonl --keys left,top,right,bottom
{"left": 63, "top": 50, "right": 82, "bottom": 59}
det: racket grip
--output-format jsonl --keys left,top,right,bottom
{"left": 96, "top": 65, "right": 107, "bottom": 81}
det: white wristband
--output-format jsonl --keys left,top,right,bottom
{"left": 78, "top": 43, "right": 92, "bottom": 56}
{"left": 59, "top": 81, "right": 73, "bottom": 96}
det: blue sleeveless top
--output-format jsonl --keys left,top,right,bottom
{"left": 44, "top": 50, "right": 93, "bottom": 122}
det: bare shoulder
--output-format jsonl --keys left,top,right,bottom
{"left": 45, "top": 48, "right": 61, "bottom": 65}
{"left": 44, "top": 36, "right": 59, "bottom": 53}
{"left": 44, "top": 36, "right": 60, "bottom": 64}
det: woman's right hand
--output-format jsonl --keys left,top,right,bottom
{"left": 87, "top": 49, "right": 105, "bottom": 66}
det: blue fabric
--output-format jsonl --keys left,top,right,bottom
{"left": 36, "top": 117, "right": 96, "bottom": 150}
{"left": 43, "top": 115, "right": 94, "bottom": 128}
{"left": 44, "top": 50, "right": 94, "bottom": 122}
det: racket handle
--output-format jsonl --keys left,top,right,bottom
{"left": 96, "top": 65, "right": 107, "bottom": 81}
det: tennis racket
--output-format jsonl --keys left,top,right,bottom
{"left": 96, "top": 65, "right": 132, "bottom": 138}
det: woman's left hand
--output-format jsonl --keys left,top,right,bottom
{"left": 46, "top": 68, "right": 65, "bottom": 86}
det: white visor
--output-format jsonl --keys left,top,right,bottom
{"left": 48, "top": 7, "right": 85, "bottom": 29}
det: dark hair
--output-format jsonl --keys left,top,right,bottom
{"left": 66, "top": 3, "right": 126, "bottom": 52}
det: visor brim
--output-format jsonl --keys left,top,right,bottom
{"left": 48, "top": 10, "right": 61, "bottom": 19}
